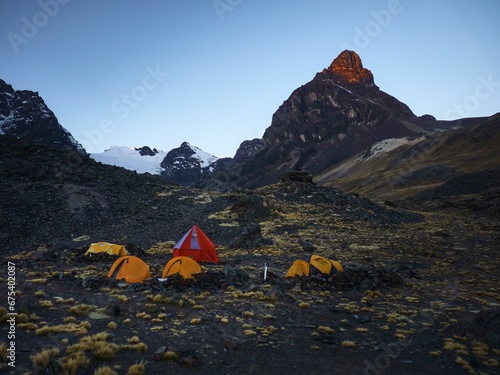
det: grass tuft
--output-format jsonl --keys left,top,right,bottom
{"left": 126, "top": 361, "right": 146, "bottom": 375}
{"left": 30, "top": 347, "right": 60, "bottom": 371}
{"left": 341, "top": 340, "right": 356, "bottom": 348}
{"left": 93, "top": 366, "right": 118, "bottom": 375}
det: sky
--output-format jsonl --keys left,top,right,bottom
{"left": 1, "top": 0, "right": 499, "bottom": 157}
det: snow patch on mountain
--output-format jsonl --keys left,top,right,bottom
{"left": 363, "top": 137, "right": 425, "bottom": 160}
{"left": 91, "top": 146, "right": 167, "bottom": 175}
{"left": 183, "top": 142, "right": 218, "bottom": 169}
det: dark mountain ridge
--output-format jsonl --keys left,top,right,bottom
{"left": 0, "top": 79, "right": 85, "bottom": 155}
{"left": 202, "top": 50, "right": 485, "bottom": 190}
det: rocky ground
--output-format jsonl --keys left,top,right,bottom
{"left": 0, "top": 137, "right": 499, "bottom": 374}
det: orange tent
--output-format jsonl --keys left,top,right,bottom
{"left": 85, "top": 242, "right": 128, "bottom": 257}
{"left": 310, "top": 255, "right": 343, "bottom": 275}
{"left": 107, "top": 256, "right": 150, "bottom": 283}
{"left": 285, "top": 259, "right": 310, "bottom": 278}
{"left": 172, "top": 225, "right": 219, "bottom": 263}
{"left": 285, "top": 255, "right": 343, "bottom": 278}
{"left": 162, "top": 256, "right": 202, "bottom": 279}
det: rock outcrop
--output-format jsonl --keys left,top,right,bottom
{"left": 325, "top": 49, "right": 374, "bottom": 86}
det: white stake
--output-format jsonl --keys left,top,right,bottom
{"left": 264, "top": 263, "right": 268, "bottom": 281}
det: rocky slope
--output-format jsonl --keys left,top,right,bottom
{"left": 0, "top": 79, "right": 85, "bottom": 154}
{"left": 0, "top": 136, "right": 499, "bottom": 375}
{"left": 0, "top": 135, "right": 421, "bottom": 255}
{"left": 316, "top": 113, "right": 500, "bottom": 201}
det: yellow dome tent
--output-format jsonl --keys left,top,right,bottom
{"left": 162, "top": 256, "right": 201, "bottom": 279}
{"left": 286, "top": 255, "right": 343, "bottom": 278}
{"left": 310, "top": 255, "right": 343, "bottom": 275}
{"left": 85, "top": 242, "right": 128, "bottom": 257}
{"left": 285, "top": 259, "right": 311, "bottom": 278}
{"left": 107, "top": 256, "right": 150, "bottom": 283}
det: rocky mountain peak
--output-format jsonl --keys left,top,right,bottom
{"left": 0, "top": 78, "right": 85, "bottom": 154}
{"left": 0, "top": 79, "right": 15, "bottom": 95}
{"left": 324, "top": 50, "right": 374, "bottom": 85}
{"left": 135, "top": 145, "right": 159, "bottom": 156}
{"left": 160, "top": 142, "right": 218, "bottom": 185}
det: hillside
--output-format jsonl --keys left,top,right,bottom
{"left": 0, "top": 136, "right": 499, "bottom": 374}
{"left": 316, "top": 113, "right": 500, "bottom": 201}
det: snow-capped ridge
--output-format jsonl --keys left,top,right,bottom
{"left": 90, "top": 146, "right": 167, "bottom": 175}
{"left": 90, "top": 142, "right": 220, "bottom": 181}
{"left": 361, "top": 137, "right": 426, "bottom": 160}
{"left": 180, "top": 141, "right": 218, "bottom": 168}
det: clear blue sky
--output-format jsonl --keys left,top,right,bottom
{"left": 1, "top": 0, "right": 499, "bottom": 157}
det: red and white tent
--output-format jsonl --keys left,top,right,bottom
{"left": 172, "top": 225, "right": 219, "bottom": 263}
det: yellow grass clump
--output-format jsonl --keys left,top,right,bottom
{"left": 69, "top": 304, "right": 96, "bottom": 316}
{"left": 39, "top": 300, "right": 54, "bottom": 308}
{"left": 107, "top": 321, "right": 117, "bottom": 329}
{"left": 471, "top": 340, "right": 489, "bottom": 359}
{"left": 55, "top": 297, "right": 75, "bottom": 304}
{"left": 115, "top": 295, "right": 128, "bottom": 302}
{"left": 298, "top": 302, "right": 310, "bottom": 309}
{"left": 30, "top": 347, "right": 61, "bottom": 371}
{"left": 127, "top": 336, "right": 141, "bottom": 344}
{"left": 93, "top": 366, "right": 118, "bottom": 375}
{"left": 66, "top": 332, "right": 119, "bottom": 360}
{"left": 121, "top": 342, "right": 148, "bottom": 352}
{"left": 317, "top": 326, "right": 335, "bottom": 334}
{"left": 88, "top": 340, "right": 118, "bottom": 360}
{"left": 443, "top": 338, "right": 468, "bottom": 352}
{"left": 455, "top": 356, "right": 474, "bottom": 373}
{"left": 164, "top": 351, "right": 179, "bottom": 361}
{"left": 17, "top": 322, "right": 38, "bottom": 330}
{"left": 342, "top": 341, "right": 357, "bottom": 348}
{"left": 59, "top": 351, "right": 90, "bottom": 374}
{"left": 35, "top": 321, "right": 91, "bottom": 336}
{"left": 126, "top": 361, "right": 146, "bottom": 375}
{"left": 484, "top": 358, "right": 499, "bottom": 368}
